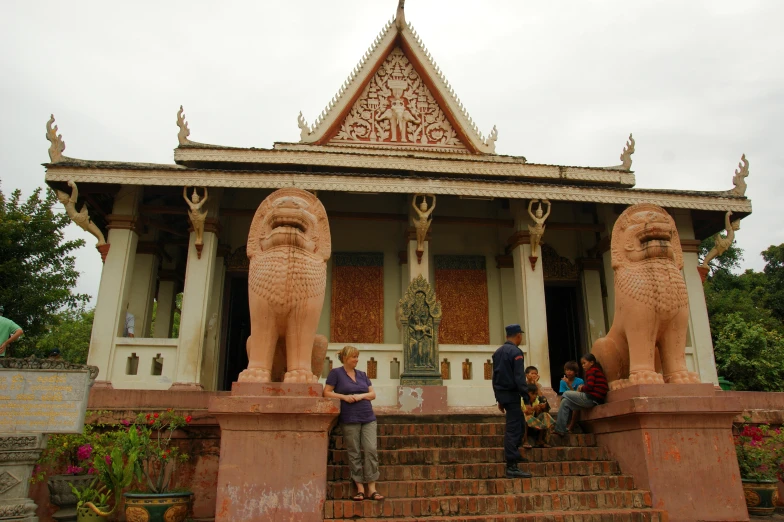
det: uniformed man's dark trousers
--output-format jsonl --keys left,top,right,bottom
{"left": 501, "top": 400, "right": 524, "bottom": 464}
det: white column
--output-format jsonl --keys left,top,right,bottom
{"left": 580, "top": 259, "right": 607, "bottom": 345}
{"left": 153, "top": 269, "right": 178, "bottom": 339}
{"left": 509, "top": 201, "right": 551, "bottom": 385}
{"left": 597, "top": 205, "right": 617, "bottom": 325}
{"left": 199, "top": 250, "right": 227, "bottom": 390}
{"left": 674, "top": 211, "right": 719, "bottom": 385}
{"left": 172, "top": 189, "right": 222, "bottom": 390}
{"left": 407, "top": 239, "right": 429, "bottom": 282}
{"left": 127, "top": 244, "right": 160, "bottom": 338}
{"left": 86, "top": 186, "right": 142, "bottom": 387}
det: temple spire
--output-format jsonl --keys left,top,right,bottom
{"left": 395, "top": 0, "right": 406, "bottom": 29}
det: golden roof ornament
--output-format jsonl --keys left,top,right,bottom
{"left": 176, "top": 105, "right": 193, "bottom": 146}
{"left": 730, "top": 154, "right": 749, "bottom": 196}
{"left": 46, "top": 115, "right": 66, "bottom": 163}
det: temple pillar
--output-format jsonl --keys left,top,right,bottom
{"left": 172, "top": 190, "right": 222, "bottom": 390}
{"left": 127, "top": 241, "right": 161, "bottom": 338}
{"left": 199, "top": 246, "right": 228, "bottom": 391}
{"left": 579, "top": 258, "right": 607, "bottom": 345}
{"left": 153, "top": 264, "right": 179, "bottom": 339}
{"left": 674, "top": 211, "right": 720, "bottom": 385}
{"left": 405, "top": 195, "right": 431, "bottom": 283}
{"left": 509, "top": 200, "right": 550, "bottom": 385}
{"left": 597, "top": 205, "right": 618, "bottom": 325}
{"left": 87, "top": 186, "right": 142, "bottom": 387}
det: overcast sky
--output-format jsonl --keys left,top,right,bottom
{"left": 1, "top": 1, "right": 782, "bottom": 303}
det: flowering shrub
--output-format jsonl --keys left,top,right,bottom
{"left": 32, "top": 423, "right": 110, "bottom": 483}
{"left": 734, "top": 422, "right": 784, "bottom": 482}
{"left": 113, "top": 410, "right": 192, "bottom": 494}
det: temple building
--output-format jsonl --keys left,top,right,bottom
{"left": 43, "top": 4, "right": 751, "bottom": 406}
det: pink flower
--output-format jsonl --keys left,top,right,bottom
{"left": 121, "top": 419, "right": 130, "bottom": 427}
{"left": 87, "top": 467, "right": 96, "bottom": 475}
{"left": 76, "top": 444, "right": 92, "bottom": 461}
{"left": 104, "top": 455, "right": 111, "bottom": 466}
{"left": 65, "top": 465, "right": 83, "bottom": 475}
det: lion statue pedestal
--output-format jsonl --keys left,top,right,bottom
{"left": 208, "top": 188, "right": 339, "bottom": 522}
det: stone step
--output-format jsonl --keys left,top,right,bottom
{"left": 328, "top": 447, "right": 608, "bottom": 466}
{"left": 332, "top": 433, "right": 595, "bottom": 450}
{"left": 326, "top": 509, "right": 667, "bottom": 522}
{"left": 328, "top": 475, "right": 637, "bottom": 500}
{"left": 323, "top": 490, "right": 654, "bottom": 519}
{"left": 327, "top": 461, "right": 623, "bottom": 482}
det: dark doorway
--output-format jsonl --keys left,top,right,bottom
{"left": 220, "top": 276, "right": 250, "bottom": 390}
{"left": 544, "top": 284, "right": 582, "bottom": 390}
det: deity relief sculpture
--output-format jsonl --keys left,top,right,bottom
{"left": 398, "top": 275, "right": 443, "bottom": 385}
{"left": 731, "top": 154, "right": 749, "bottom": 196}
{"left": 700, "top": 211, "right": 740, "bottom": 270}
{"left": 56, "top": 180, "right": 107, "bottom": 252}
{"left": 591, "top": 204, "right": 701, "bottom": 390}
{"left": 183, "top": 187, "right": 208, "bottom": 259}
{"left": 412, "top": 194, "right": 436, "bottom": 263}
{"left": 239, "top": 188, "right": 331, "bottom": 383}
{"left": 527, "top": 199, "right": 551, "bottom": 258}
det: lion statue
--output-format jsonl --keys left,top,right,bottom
{"left": 591, "top": 203, "right": 701, "bottom": 390}
{"left": 239, "top": 188, "right": 331, "bottom": 383}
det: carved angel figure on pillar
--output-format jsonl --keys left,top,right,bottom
{"left": 412, "top": 194, "right": 436, "bottom": 263}
{"left": 56, "top": 181, "right": 106, "bottom": 247}
{"left": 527, "top": 199, "right": 551, "bottom": 256}
{"left": 700, "top": 211, "right": 740, "bottom": 269}
{"left": 183, "top": 187, "right": 209, "bottom": 258}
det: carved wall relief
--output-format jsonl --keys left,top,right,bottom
{"left": 330, "top": 47, "right": 467, "bottom": 151}
{"left": 397, "top": 275, "right": 443, "bottom": 385}
{"left": 541, "top": 244, "right": 579, "bottom": 281}
{"left": 434, "top": 255, "right": 490, "bottom": 345}
{"left": 330, "top": 253, "right": 384, "bottom": 344}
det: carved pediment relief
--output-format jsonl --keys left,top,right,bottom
{"left": 542, "top": 244, "right": 579, "bottom": 281}
{"left": 328, "top": 47, "right": 468, "bottom": 152}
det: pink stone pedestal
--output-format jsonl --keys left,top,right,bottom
{"left": 208, "top": 383, "right": 340, "bottom": 522}
{"left": 397, "top": 385, "right": 448, "bottom": 413}
{"left": 581, "top": 384, "right": 748, "bottom": 522}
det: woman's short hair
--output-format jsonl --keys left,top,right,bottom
{"left": 337, "top": 345, "right": 359, "bottom": 363}
{"left": 564, "top": 360, "right": 580, "bottom": 373}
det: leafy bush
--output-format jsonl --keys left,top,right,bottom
{"left": 714, "top": 313, "right": 784, "bottom": 391}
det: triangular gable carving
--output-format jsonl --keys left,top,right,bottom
{"left": 329, "top": 47, "right": 467, "bottom": 151}
{"left": 297, "top": 8, "right": 497, "bottom": 154}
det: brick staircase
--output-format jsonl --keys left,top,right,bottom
{"left": 324, "top": 416, "right": 667, "bottom": 521}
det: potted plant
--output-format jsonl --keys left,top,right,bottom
{"left": 70, "top": 479, "right": 111, "bottom": 521}
{"left": 116, "top": 410, "right": 193, "bottom": 522}
{"left": 734, "top": 422, "right": 784, "bottom": 516}
{"left": 33, "top": 425, "right": 108, "bottom": 520}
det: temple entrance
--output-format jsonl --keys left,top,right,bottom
{"left": 219, "top": 275, "right": 250, "bottom": 390}
{"left": 544, "top": 284, "right": 583, "bottom": 390}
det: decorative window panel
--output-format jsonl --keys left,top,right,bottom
{"left": 330, "top": 252, "right": 384, "bottom": 344}
{"left": 434, "top": 255, "right": 490, "bottom": 345}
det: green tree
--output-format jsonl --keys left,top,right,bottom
{"left": 0, "top": 186, "right": 89, "bottom": 353}
{"left": 698, "top": 235, "right": 743, "bottom": 276}
{"left": 32, "top": 308, "right": 94, "bottom": 363}
{"left": 713, "top": 313, "right": 784, "bottom": 391}
{"left": 761, "top": 244, "right": 784, "bottom": 321}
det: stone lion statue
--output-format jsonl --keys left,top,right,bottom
{"left": 591, "top": 203, "right": 701, "bottom": 390}
{"left": 239, "top": 188, "right": 331, "bottom": 383}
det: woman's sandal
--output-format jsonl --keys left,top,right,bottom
{"left": 366, "top": 491, "right": 385, "bottom": 501}
{"left": 352, "top": 492, "right": 365, "bottom": 501}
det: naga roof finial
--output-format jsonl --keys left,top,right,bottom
{"left": 395, "top": 0, "right": 406, "bottom": 30}
{"left": 619, "top": 133, "right": 635, "bottom": 170}
{"left": 176, "top": 105, "right": 192, "bottom": 146}
{"left": 730, "top": 153, "right": 749, "bottom": 196}
{"left": 46, "top": 115, "right": 66, "bottom": 163}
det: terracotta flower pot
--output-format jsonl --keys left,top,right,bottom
{"left": 742, "top": 479, "right": 779, "bottom": 516}
{"left": 123, "top": 492, "right": 191, "bottom": 522}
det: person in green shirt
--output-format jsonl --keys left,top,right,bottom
{"left": 0, "top": 314, "right": 24, "bottom": 357}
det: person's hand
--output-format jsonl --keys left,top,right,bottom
{"left": 577, "top": 385, "right": 584, "bottom": 392}
{"left": 534, "top": 373, "right": 540, "bottom": 383}
{"left": 561, "top": 375, "right": 568, "bottom": 383}
{"left": 343, "top": 395, "right": 357, "bottom": 403}
{"left": 0, "top": 343, "right": 6, "bottom": 355}
{"left": 497, "top": 403, "right": 505, "bottom": 413}
{"left": 524, "top": 406, "right": 534, "bottom": 415}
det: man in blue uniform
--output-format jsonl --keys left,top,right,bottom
{"left": 492, "top": 324, "right": 533, "bottom": 478}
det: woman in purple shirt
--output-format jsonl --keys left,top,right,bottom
{"left": 324, "top": 345, "right": 383, "bottom": 501}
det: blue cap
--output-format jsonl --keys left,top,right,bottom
{"left": 505, "top": 324, "right": 523, "bottom": 336}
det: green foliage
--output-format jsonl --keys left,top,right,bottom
{"left": 733, "top": 421, "right": 784, "bottom": 481}
{"left": 698, "top": 235, "right": 743, "bottom": 275}
{"left": 30, "top": 308, "right": 94, "bottom": 363}
{"left": 70, "top": 478, "right": 110, "bottom": 509}
{"left": 713, "top": 313, "right": 784, "bottom": 392}
{"left": 702, "top": 240, "right": 784, "bottom": 392}
{"left": 0, "top": 186, "right": 89, "bottom": 353}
